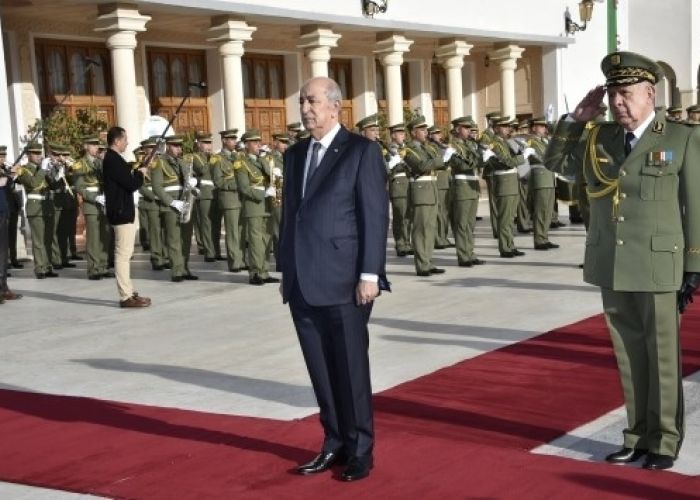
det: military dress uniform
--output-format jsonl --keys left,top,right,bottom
{"left": 211, "top": 144, "right": 246, "bottom": 272}
{"left": 190, "top": 133, "right": 222, "bottom": 262}
{"left": 264, "top": 142, "right": 284, "bottom": 261}
{"left": 47, "top": 144, "right": 76, "bottom": 269}
{"left": 73, "top": 145, "right": 110, "bottom": 279}
{"left": 403, "top": 117, "right": 446, "bottom": 276}
{"left": 386, "top": 123, "right": 412, "bottom": 256}
{"left": 544, "top": 51, "right": 700, "bottom": 467}
{"left": 150, "top": 136, "right": 198, "bottom": 282}
{"left": 2, "top": 146, "right": 24, "bottom": 268}
{"left": 137, "top": 138, "right": 168, "bottom": 270}
{"left": 526, "top": 122, "right": 558, "bottom": 249}
{"left": 428, "top": 127, "right": 453, "bottom": 249}
{"left": 449, "top": 117, "right": 483, "bottom": 266}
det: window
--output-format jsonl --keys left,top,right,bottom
{"left": 147, "top": 49, "right": 207, "bottom": 101}
{"left": 329, "top": 59, "right": 353, "bottom": 99}
{"left": 242, "top": 54, "right": 284, "bottom": 100}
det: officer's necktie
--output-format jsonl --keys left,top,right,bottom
{"left": 624, "top": 131, "right": 635, "bottom": 156}
{"left": 304, "top": 141, "right": 322, "bottom": 196}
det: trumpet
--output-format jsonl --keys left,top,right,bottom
{"left": 267, "top": 155, "right": 283, "bottom": 208}
{"left": 179, "top": 155, "right": 196, "bottom": 224}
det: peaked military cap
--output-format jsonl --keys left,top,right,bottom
{"left": 451, "top": 116, "right": 476, "bottom": 128}
{"left": 356, "top": 114, "right": 380, "bottom": 130}
{"left": 667, "top": 106, "right": 682, "bottom": 114}
{"left": 140, "top": 136, "right": 158, "bottom": 148}
{"left": 26, "top": 142, "right": 43, "bottom": 153}
{"left": 195, "top": 131, "right": 213, "bottom": 142}
{"left": 485, "top": 111, "right": 501, "bottom": 120}
{"left": 133, "top": 147, "right": 143, "bottom": 156}
{"left": 686, "top": 105, "right": 700, "bottom": 114}
{"left": 530, "top": 116, "right": 548, "bottom": 126}
{"left": 287, "top": 122, "right": 303, "bottom": 132}
{"left": 219, "top": 128, "right": 239, "bottom": 139}
{"left": 241, "top": 129, "right": 262, "bottom": 142}
{"left": 165, "top": 135, "right": 185, "bottom": 145}
{"left": 98, "top": 141, "right": 107, "bottom": 150}
{"left": 272, "top": 133, "right": 291, "bottom": 144}
{"left": 81, "top": 135, "right": 100, "bottom": 145}
{"left": 407, "top": 115, "right": 428, "bottom": 131}
{"left": 427, "top": 125, "right": 442, "bottom": 135}
{"left": 0, "top": 145, "right": 7, "bottom": 154}
{"left": 517, "top": 120, "right": 530, "bottom": 130}
{"left": 388, "top": 122, "right": 406, "bottom": 132}
{"left": 494, "top": 116, "right": 514, "bottom": 127}
{"left": 601, "top": 51, "right": 663, "bottom": 88}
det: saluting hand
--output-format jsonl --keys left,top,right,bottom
{"left": 573, "top": 85, "right": 607, "bottom": 123}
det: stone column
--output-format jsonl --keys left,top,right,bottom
{"left": 208, "top": 17, "right": 256, "bottom": 132}
{"left": 488, "top": 44, "right": 524, "bottom": 119}
{"left": 436, "top": 39, "right": 472, "bottom": 121}
{"left": 298, "top": 26, "right": 341, "bottom": 79}
{"left": 374, "top": 33, "right": 413, "bottom": 126}
{"left": 95, "top": 4, "right": 150, "bottom": 155}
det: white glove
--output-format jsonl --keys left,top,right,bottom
{"left": 41, "top": 158, "right": 52, "bottom": 171}
{"left": 387, "top": 155, "right": 401, "bottom": 170}
{"left": 56, "top": 166, "right": 65, "bottom": 180}
{"left": 265, "top": 186, "right": 277, "bottom": 198}
{"left": 170, "top": 200, "right": 185, "bottom": 213}
{"left": 133, "top": 192, "right": 141, "bottom": 206}
{"left": 95, "top": 194, "right": 106, "bottom": 206}
{"left": 187, "top": 177, "right": 198, "bottom": 188}
{"left": 442, "top": 147, "right": 456, "bottom": 162}
{"left": 482, "top": 149, "right": 496, "bottom": 162}
{"left": 522, "top": 147, "right": 536, "bottom": 159}
{"left": 272, "top": 167, "right": 282, "bottom": 177}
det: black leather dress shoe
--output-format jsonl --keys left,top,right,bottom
{"left": 183, "top": 274, "right": 199, "bottom": 280}
{"left": 45, "top": 271, "right": 59, "bottom": 278}
{"left": 534, "top": 243, "right": 550, "bottom": 250}
{"left": 88, "top": 275, "right": 102, "bottom": 281}
{"left": 642, "top": 453, "right": 674, "bottom": 470}
{"left": 10, "top": 261, "right": 24, "bottom": 269}
{"left": 204, "top": 257, "right": 216, "bottom": 263}
{"left": 434, "top": 244, "right": 446, "bottom": 249}
{"left": 416, "top": 271, "right": 431, "bottom": 277}
{"left": 69, "top": 255, "right": 84, "bottom": 261}
{"left": 263, "top": 276, "right": 280, "bottom": 283}
{"left": 102, "top": 271, "right": 116, "bottom": 278}
{"left": 429, "top": 268, "right": 445, "bottom": 274}
{"left": 36, "top": 273, "right": 46, "bottom": 279}
{"left": 341, "top": 456, "right": 373, "bottom": 482}
{"left": 396, "top": 250, "right": 407, "bottom": 257}
{"left": 546, "top": 242, "right": 560, "bottom": 249}
{"left": 297, "top": 451, "right": 346, "bottom": 475}
{"left": 500, "top": 252, "right": 514, "bottom": 258}
{"left": 216, "top": 255, "right": 227, "bottom": 261}
{"left": 62, "top": 262, "right": 77, "bottom": 268}
{"left": 152, "top": 264, "right": 165, "bottom": 271}
{"left": 512, "top": 249, "right": 525, "bottom": 257}
{"left": 605, "top": 447, "right": 647, "bottom": 464}
{"left": 249, "top": 275, "right": 265, "bottom": 285}
{"left": 470, "top": 258, "right": 485, "bottom": 265}
{"left": 458, "top": 261, "right": 473, "bottom": 267}
{"left": 407, "top": 250, "right": 415, "bottom": 255}
{"left": 171, "top": 276, "right": 184, "bottom": 283}
{"left": 53, "top": 264, "right": 63, "bottom": 270}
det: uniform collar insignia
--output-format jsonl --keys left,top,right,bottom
{"left": 652, "top": 120, "right": 664, "bottom": 134}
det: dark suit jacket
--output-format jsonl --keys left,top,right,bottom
{"left": 279, "top": 126, "right": 389, "bottom": 306}
{"left": 102, "top": 148, "right": 144, "bottom": 226}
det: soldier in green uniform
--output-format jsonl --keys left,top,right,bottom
{"left": 235, "top": 129, "right": 279, "bottom": 285}
{"left": 72, "top": 136, "right": 111, "bottom": 279}
{"left": 46, "top": 144, "right": 77, "bottom": 269}
{"left": 524, "top": 117, "right": 559, "bottom": 250}
{"left": 449, "top": 116, "right": 484, "bottom": 267}
{"left": 428, "top": 126, "right": 453, "bottom": 249}
{"left": 544, "top": 51, "right": 700, "bottom": 470}
{"left": 2, "top": 146, "right": 24, "bottom": 269}
{"left": 403, "top": 116, "right": 450, "bottom": 276}
{"left": 287, "top": 122, "right": 303, "bottom": 145}
{"left": 685, "top": 104, "right": 700, "bottom": 124}
{"left": 133, "top": 146, "right": 150, "bottom": 252}
{"left": 482, "top": 116, "right": 528, "bottom": 258}
{"left": 137, "top": 137, "right": 168, "bottom": 270}
{"left": 212, "top": 128, "right": 246, "bottom": 272}
{"left": 480, "top": 111, "right": 503, "bottom": 238}
{"left": 150, "top": 135, "right": 198, "bottom": 282}
{"left": 386, "top": 123, "right": 412, "bottom": 257}
{"left": 510, "top": 120, "right": 532, "bottom": 234}
{"left": 666, "top": 106, "right": 683, "bottom": 123}
{"left": 356, "top": 114, "right": 381, "bottom": 142}
{"left": 189, "top": 132, "right": 222, "bottom": 262}
{"left": 265, "top": 133, "right": 288, "bottom": 261}
{"left": 15, "top": 143, "right": 58, "bottom": 278}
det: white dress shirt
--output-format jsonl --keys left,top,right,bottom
{"left": 625, "top": 111, "right": 655, "bottom": 151}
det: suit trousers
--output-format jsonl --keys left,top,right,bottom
{"left": 601, "top": 288, "right": 684, "bottom": 457}
{"left": 113, "top": 222, "right": 137, "bottom": 301}
{"left": 289, "top": 279, "right": 374, "bottom": 459}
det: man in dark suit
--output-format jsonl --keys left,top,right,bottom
{"left": 278, "top": 77, "right": 389, "bottom": 482}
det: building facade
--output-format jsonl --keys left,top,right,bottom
{"left": 0, "top": 0, "right": 696, "bottom": 159}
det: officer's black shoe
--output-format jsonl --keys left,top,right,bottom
{"left": 88, "top": 275, "right": 103, "bottom": 281}
{"left": 296, "top": 450, "right": 347, "bottom": 475}
{"left": 512, "top": 249, "right": 525, "bottom": 257}
{"left": 605, "top": 447, "right": 647, "bottom": 464}
{"left": 263, "top": 276, "right": 280, "bottom": 283}
{"left": 429, "top": 268, "right": 445, "bottom": 274}
{"left": 642, "top": 453, "right": 674, "bottom": 470}
{"left": 229, "top": 267, "right": 242, "bottom": 273}
{"left": 396, "top": 250, "right": 407, "bottom": 257}
{"left": 102, "top": 271, "right": 116, "bottom": 278}
{"left": 151, "top": 264, "right": 165, "bottom": 271}
{"left": 163, "top": 263, "right": 172, "bottom": 269}
{"left": 500, "top": 252, "right": 515, "bottom": 258}
{"left": 517, "top": 228, "right": 532, "bottom": 234}
{"left": 434, "top": 244, "right": 446, "bottom": 249}
{"left": 62, "top": 262, "right": 77, "bottom": 268}
{"left": 546, "top": 242, "right": 560, "bottom": 249}
{"left": 470, "top": 258, "right": 485, "bottom": 265}
{"left": 341, "top": 456, "right": 373, "bottom": 482}
{"left": 10, "top": 260, "right": 24, "bottom": 269}
{"left": 534, "top": 243, "right": 550, "bottom": 250}
{"left": 476, "top": 216, "right": 483, "bottom": 221}
{"left": 141, "top": 245, "right": 151, "bottom": 252}
{"left": 216, "top": 255, "right": 227, "bottom": 261}
{"left": 458, "top": 261, "right": 473, "bottom": 267}
{"left": 204, "top": 257, "right": 216, "bottom": 262}
{"left": 556, "top": 221, "right": 567, "bottom": 228}
{"left": 198, "top": 248, "right": 205, "bottom": 255}
{"left": 407, "top": 250, "right": 415, "bottom": 255}
{"left": 249, "top": 275, "right": 265, "bottom": 286}
{"left": 45, "top": 271, "right": 59, "bottom": 278}
{"left": 69, "top": 255, "right": 84, "bottom": 261}
{"left": 53, "top": 264, "right": 63, "bottom": 270}
{"left": 36, "top": 273, "right": 46, "bottom": 279}
{"left": 183, "top": 274, "right": 199, "bottom": 280}
{"left": 416, "top": 271, "right": 431, "bottom": 277}
{"left": 171, "top": 276, "right": 184, "bottom": 283}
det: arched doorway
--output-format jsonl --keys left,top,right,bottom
{"left": 656, "top": 61, "right": 680, "bottom": 107}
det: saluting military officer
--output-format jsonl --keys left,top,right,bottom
{"left": 524, "top": 117, "right": 559, "bottom": 251}
{"left": 150, "top": 135, "right": 199, "bottom": 282}
{"left": 544, "top": 51, "right": 700, "bottom": 471}
{"left": 403, "top": 116, "right": 452, "bottom": 276}
{"left": 212, "top": 128, "right": 247, "bottom": 272}
{"left": 190, "top": 132, "right": 222, "bottom": 262}
{"left": 386, "top": 123, "right": 412, "bottom": 257}
{"left": 428, "top": 126, "right": 453, "bottom": 249}
{"left": 449, "top": 116, "right": 484, "bottom": 267}
{"left": 480, "top": 111, "right": 504, "bottom": 238}
{"left": 482, "top": 116, "right": 529, "bottom": 258}
{"left": 15, "top": 143, "right": 58, "bottom": 278}
{"left": 72, "top": 136, "right": 111, "bottom": 280}
{"left": 235, "top": 129, "right": 279, "bottom": 286}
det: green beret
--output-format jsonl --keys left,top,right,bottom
{"left": 81, "top": 135, "right": 100, "bottom": 145}
{"left": 287, "top": 122, "right": 303, "bottom": 132}
{"left": 26, "top": 142, "right": 43, "bottom": 153}
{"left": 356, "top": 114, "right": 380, "bottom": 130}
{"left": 195, "top": 132, "right": 213, "bottom": 142}
{"left": 219, "top": 128, "right": 239, "bottom": 139}
{"left": 0, "top": 145, "right": 6, "bottom": 154}
{"left": 140, "top": 136, "right": 158, "bottom": 147}
{"left": 407, "top": 116, "right": 428, "bottom": 131}
{"left": 388, "top": 122, "right": 406, "bottom": 132}
{"left": 165, "top": 135, "right": 185, "bottom": 145}
{"left": 241, "top": 129, "right": 262, "bottom": 142}
{"left": 601, "top": 51, "right": 663, "bottom": 88}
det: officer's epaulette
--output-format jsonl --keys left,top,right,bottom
{"left": 183, "top": 153, "right": 194, "bottom": 163}
{"left": 232, "top": 153, "right": 245, "bottom": 171}
{"left": 403, "top": 147, "right": 421, "bottom": 159}
{"left": 209, "top": 154, "right": 222, "bottom": 166}
{"left": 148, "top": 157, "right": 162, "bottom": 170}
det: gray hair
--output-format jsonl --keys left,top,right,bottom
{"left": 302, "top": 77, "right": 343, "bottom": 103}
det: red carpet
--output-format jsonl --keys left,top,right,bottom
{"left": 2, "top": 310, "right": 700, "bottom": 499}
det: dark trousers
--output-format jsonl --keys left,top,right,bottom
{"left": 0, "top": 213, "right": 8, "bottom": 293}
{"left": 289, "top": 279, "right": 374, "bottom": 459}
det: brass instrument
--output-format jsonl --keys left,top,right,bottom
{"left": 267, "top": 154, "right": 283, "bottom": 208}
{"left": 179, "top": 155, "right": 196, "bottom": 224}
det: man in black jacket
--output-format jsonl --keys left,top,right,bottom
{"left": 102, "top": 127, "right": 151, "bottom": 308}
